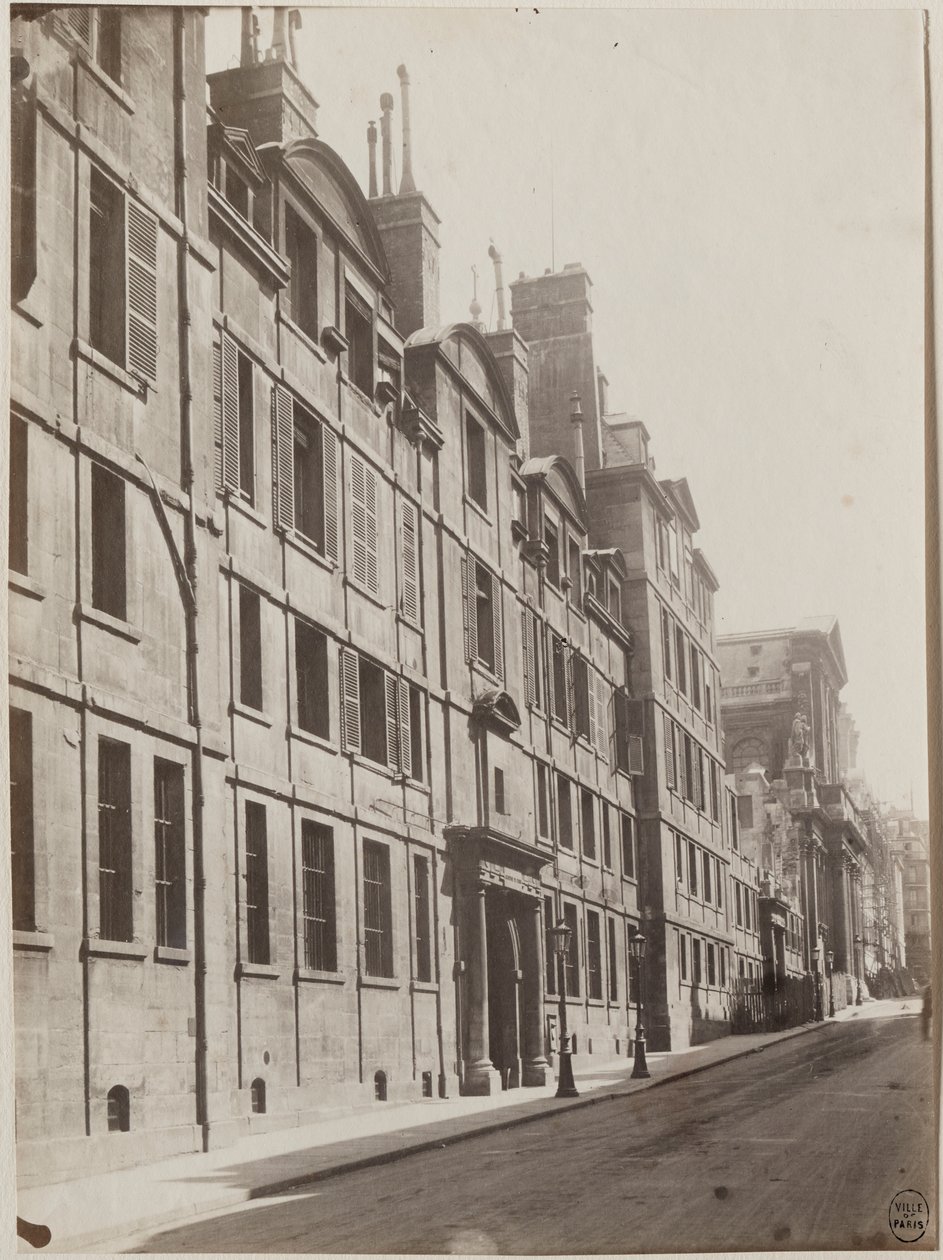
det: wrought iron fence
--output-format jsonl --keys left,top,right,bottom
{"left": 730, "top": 974, "right": 816, "bottom": 1034}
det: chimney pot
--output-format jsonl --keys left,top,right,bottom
{"left": 397, "top": 63, "right": 416, "bottom": 195}
{"left": 488, "top": 242, "right": 507, "bottom": 332}
{"left": 367, "top": 121, "right": 378, "bottom": 199}
{"left": 380, "top": 92, "right": 394, "bottom": 197}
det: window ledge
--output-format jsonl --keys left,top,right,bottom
{"left": 549, "top": 717, "right": 572, "bottom": 739}
{"left": 395, "top": 611, "right": 424, "bottom": 635}
{"left": 76, "top": 51, "right": 136, "bottom": 113}
{"left": 76, "top": 603, "right": 142, "bottom": 644}
{"left": 155, "top": 946, "right": 191, "bottom": 965}
{"left": 289, "top": 724, "right": 336, "bottom": 753}
{"left": 237, "top": 962, "right": 280, "bottom": 980}
{"left": 285, "top": 531, "right": 337, "bottom": 572}
{"left": 13, "top": 930, "right": 54, "bottom": 952}
{"left": 586, "top": 998, "right": 607, "bottom": 1008}
{"left": 73, "top": 338, "right": 146, "bottom": 396}
{"left": 84, "top": 938, "right": 148, "bottom": 960}
{"left": 463, "top": 493, "right": 493, "bottom": 525}
{"left": 358, "top": 974, "right": 400, "bottom": 991}
{"left": 351, "top": 753, "right": 398, "bottom": 780}
{"left": 410, "top": 979, "right": 438, "bottom": 994}
{"left": 340, "top": 374, "right": 381, "bottom": 415}
{"left": 470, "top": 661, "right": 503, "bottom": 690}
{"left": 343, "top": 576, "right": 387, "bottom": 611}
{"left": 279, "top": 311, "right": 328, "bottom": 363}
{"left": 227, "top": 494, "right": 267, "bottom": 529}
{"left": 404, "top": 778, "right": 431, "bottom": 796}
{"left": 231, "top": 701, "right": 273, "bottom": 728}
{"left": 621, "top": 874, "right": 639, "bottom": 885}
{"left": 296, "top": 967, "right": 346, "bottom": 985}
{"left": 9, "top": 572, "right": 45, "bottom": 601}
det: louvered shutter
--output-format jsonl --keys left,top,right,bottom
{"left": 322, "top": 425, "right": 339, "bottom": 561}
{"left": 398, "top": 677, "right": 412, "bottom": 778}
{"left": 615, "top": 690, "right": 629, "bottom": 771}
{"left": 213, "top": 341, "right": 223, "bottom": 489}
{"left": 400, "top": 499, "right": 419, "bottom": 623}
{"left": 350, "top": 454, "right": 368, "bottom": 587}
{"left": 339, "top": 648, "right": 361, "bottom": 754}
{"left": 272, "top": 383, "right": 294, "bottom": 529}
{"left": 522, "top": 610, "right": 535, "bottom": 705}
{"left": 67, "top": 9, "right": 92, "bottom": 46}
{"left": 462, "top": 556, "right": 478, "bottom": 664}
{"left": 491, "top": 572, "right": 504, "bottom": 679}
{"left": 678, "top": 733, "right": 688, "bottom": 799}
{"left": 628, "top": 735, "right": 644, "bottom": 775}
{"left": 587, "top": 667, "right": 598, "bottom": 749}
{"left": 550, "top": 636, "right": 564, "bottom": 723}
{"left": 126, "top": 200, "right": 159, "bottom": 381}
{"left": 664, "top": 713, "right": 676, "bottom": 788}
{"left": 596, "top": 675, "right": 610, "bottom": 754}
{"left": 384, "top": 672, "right": 399, "bottom": 772}
{"left": 566, "top": 647, "right": 576, "bottom": 731}
{"left": 364, "top": 464, "right": 378, "bottom": 594}
{"left": 219, "top": 334, "right": 240, "bottom": 491}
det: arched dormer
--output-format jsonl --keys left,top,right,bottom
{"left": 405, "top": 322, "right": 520, "bottom": 443}
{"left": 281, "top": 138, "right": 392, "bottom": 289}
{"left": 519, "top": 455, "right": 588, "bottom": 530}
{"left": 472, "top": 688, "right": 522, "bottom": 734}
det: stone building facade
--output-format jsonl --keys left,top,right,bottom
{"left": 10, "top": 6, "right": 648, "bottom": 1182}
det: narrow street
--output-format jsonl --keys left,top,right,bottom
{"left": 121, "top": 1009, "right": 935, "bottom": 1254}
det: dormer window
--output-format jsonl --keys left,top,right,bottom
{"left": 544, "top": 519, "right": 561, "bottom": 588}
{"left": 226, "top": 171, "right": 250, "bottom": 220}
{"left": 567, "top": 537, "right": 582, "bottom": 605}
{"left": 607, "top": 577, "right": 621, "bottom": 620}
{"left": 465, "top": 414, "right": 487, "bottom": 510}
{"left": 285, "top": 204, "right": 318, "bottom": 341}
{"left": 345, "top": 285, "right": 374, "bottom": 397}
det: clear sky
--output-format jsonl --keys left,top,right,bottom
{"left": 205, "top": 5, "right": 928, "bottom": 815}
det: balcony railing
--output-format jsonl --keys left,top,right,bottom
{"left": 721, "top": 679, "right": 787, "bottom": 699}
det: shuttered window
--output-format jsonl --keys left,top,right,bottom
{"left": 350, "top": 452, "right": 379, "bottom": 595}
{"left": 522, "top": 608, "right": 541, "bottom": 708}
{"left": 271, "top": 385, "right": 340, "bottom": 559}
{"left": 664, "top": 714, "right": 676, "bottom": 789}
{"left": 550, "top": 634, "right": 568, "bottom": 726}
{"left": 126, "top": 200, "right": 159, "bottom": 382}
{"left": 339, "top": 647, "right": 361, "bottom": 754}
{"left": 573, "top": 655, "right": 591, "bottom": 741}
{"left": 400, "top": 498, "right": 420, "bottom": 623}
{"left": 217, "top": 335, "right": 254, "bottom": 500}
{"left": 621, "top": 812, "right": 637, "bottom": 881}
{"left": 461, "top": 555, "right": 503, "bottom": 678}
{"left": 295, "top": 619, "right": 329, "bottom": 739}
{"left": 595, "top": 673, "right": 610, "bottom": 754}
{"left": 339, "top": 647, "right": 416, "bottom": 776}
{"left": 88, "top": 178, "right": 158, "bottom": 382}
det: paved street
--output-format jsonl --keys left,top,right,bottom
{"left": 119, "top": 1008, "right": 935, "bottom": 1254}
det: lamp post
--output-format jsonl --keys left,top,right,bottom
{"left": 826, "top": 949, "right": 835, "bottom": 1018}
{"left": 549, "top": 921, "right": 579, "bottom": 1098}
{"left": 811, "top": 945, "right": 823, "bottom": 1021}
{"left": 627, "top": 931, "right": 651, "bottom": 1079}
{"left": 853, "top": 934, "right": 863, "bottom": 1005}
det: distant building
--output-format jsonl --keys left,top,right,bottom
{"left": 887, "top": 811, "right": 932, "bottom": 985}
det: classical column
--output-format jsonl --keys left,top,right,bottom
{"left": 463, "top": 884, "right": 502, "bottom": 1095}
{"left": 521, "top": 898, "right": 551, "bottom": 1086}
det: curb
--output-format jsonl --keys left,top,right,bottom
{"left": 47, "top": 1018, "right": 838, "bottom": 1252}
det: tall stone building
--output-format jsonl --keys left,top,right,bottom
{"left": 9, "top": 5, "right": 646, "bottom": 1182}
{"left": 887, "top": 810, "right": 932, "bottom": 985}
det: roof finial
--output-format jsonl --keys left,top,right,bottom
{"left": 469, "top": 264, "right": 484, "bottom": 330}
{"left": 397, "top": 64, "right": 416, "bottom": 195}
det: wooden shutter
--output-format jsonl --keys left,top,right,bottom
{"left": 322, "top": 425, "right": 339, "bottom": 561}
{"left": 596, "top": 675, "right": 610, "bottom": 753}
{"left": 384, "top": 672, "right": 399, "bottom": 772}
{"left": 565, "top": 647, "right": 576, "bottom": 731}
{"left": 628, "top": 735, "right": 644, "bottom": 775}
{"left": 213, "top": 340, "right": 223, "bottom": 489}
{"left": 350, "top": 454, "right": 367, "bottom": 586}
{"left": 400, "top": 499, "right": 419, "bottom": 623}
{"left": 522, "top": 610, "right": 535, "bottom": 705}
{"left": 615, "top": 690, "right": 629, "bottom": 771}
{"left": 678, "top": 733, "right": 688, "bottom": 799}
{"left": 587, "top": 666, "right": 598, "bottom": 749}
{"left": 67, "top": 9, "right": 92, "bottom": 47}
{"left": 219, "top": 335, "right": 240, "bottom": 491}
{"left": 664, "top": 713, "right": 676, "bottom": 788}
{"left": 126, "top": 200, "right": 159, "bottom": 381}
{"left": 339, "top": 648, "right": 361, "bottom": 754}
{"left": 398, "top": 678, "right": 412, "bottom": 778}
{"left": 462, "top": 555, "right": 478, "bottom": 664}
{"left": 272, "top": 383, "right": 294, "bottom": 529}
{"left": 491, "top": 572, "right": 504, "bottom": 679}
{"left": 364, "top": 464, "right": 378, "bottom": 594}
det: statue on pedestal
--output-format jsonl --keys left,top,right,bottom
{"left": 789, "top": 710, "right": 811, "bottom": 765}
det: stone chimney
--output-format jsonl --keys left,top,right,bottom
{"left": 370, "top": 66, "right": 440, "bottom": 338}
{"left": 597, "top": 368, "right": 609, "bottom": 418}
{"left": 482, "top": 242, "right": 529, "bottom": 444}
{"left": 510, "top": 263, "right": 602, "bottom": 473}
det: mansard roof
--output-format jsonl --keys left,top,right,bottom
{"left": 406, "top": 322, "right": 520, "bottom": 441}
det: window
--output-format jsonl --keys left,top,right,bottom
{"left": 238, "top": 586, "right": 263, "bottom": 711}
{"left": 664, "top": 714, "right": 677, "bottom": 789}
{"left": 709, "top": 761, "right": 720, "bottom": 822}
{"left": 295, "top": 619, "right": 329, "bottom": 739}
{"left": 98, "top": 738, "right": 132, "bottom": 943}
{"left": 250, "top": 1078, "right": 266, "bottom": 1114}
{"left": 154, "top": 759, "right": 186, "bottom": 950}
{"left": 682, "top": 735, "right": 696, "bottom": 805}
{"left": 465, "top": 414, "right": 488, "bottom": 510}
{"left": 339, "top": 648, "right": 415, "bottom": 775}
{"left": 735, "top": 883, "right": 743, "bottom": 926}
{"left": 562, "top": 902, "right": 579, "bottom": 996}
{"left": 374, "top": 1071, "right": 388, "bottom": 1101}
{"left": 607, "top": 577, "right": 621, "bottom": 620}
{"left": 9, "top": 416, "right": 28, "bottom": 576}
{"left": 245, "top": 801, "right": 270, "bottom": 964}
{"left": 536, "top": 764, "right": 551, "bottom": 839}
{"left": 89, "top": 170, "right": 158, "bottom": 380}
{"left": 302, "top": 821, "right": 336, "bottom": 972}
{"left": 236, "top": 345, "right": 254, "bottom": 500}
{"left": 494, "top": 768, "right": 506, "bottom": 815}
{"left": 408, "top": 686, "right": 424, "bottom": 782}
{"left": 702, "top": 852, "right": 712, "bottom": 904}
{"left": 345, "top": 285, "right": 374, "bottom": 396}
{"left": 602, "top": 807, "right": 612, "bottom": 869}
{"left": 707, "top": 942, "right": 717, "bottom": 986}
{"left": 94, "top": 7, "right": 122, "bottom": 80}
{"left": 10, "top": 707, "right": 35, "bottom": 931}
{"left": 567, "top": 537, "right": 582, "bottom": 605}
{"left": 621, "top": 813, "right": 637, "bottom": 880}
{"left": 359, "top": 658, "right": 388, "bottom": 767}
{"left": 91, "top": 464, "right": 127, "bottom": 621}
{"left": 544, "top": 896, "right": 557, "bottom": 994}
{"left": 293, "top": 410, "right": 326, "bottom": 546}
{"left": 692, "top": 938, "right": 702, "bottom": 985}
{"left": 675, "top": 627, "right": 687, "bottom": 694}
{"left": 720, "top": 947, "right": 727, "bottom": 987}
{"left": 522, "top": 608, "right": 542, "bottom": 708}
{"left": 400, "top": 499, "right": 420, "bottom": 624}
{"left": 285, "top": 204, "right": 318, "bottom": 340}
{"left": 11, "top": 83, "right": 37, "bottom": 305}
{"left": 363, "top": 840, "right": 393, "bottom": 977}
{"left": 580, "top": 789, "right": 596, "bottom": 860}
{"left": 729, "top": 792, "right": 740, "bottom": 852}
{"left": 550, "top": 634, "right": 568, "bottom": 724}
{"left": 107, "top": 1085, "right": 130, "bottom": 1133}
{"left": 743, "top": 885, "right": 751, "bottom": 930}
{"left": 586, "top": 911, "right": 603, "bottom": 1000}
{"left": 675, "top": 832, "right": 684, "bottom": 886}
{"left": 349, "top": 453, "right": 380, "bottom": 596}
{"left": 690, "top": 647, "right": 701, "bottom": 710}
{"left": 270, "top": 386, "right": 340, "bottom": 558}
{"left": 607, "top": 919, "right": 619, "bottom": 1001}
{"left": 680, "top": 933, "right": 688, "bottom": 981}
{"left": 715, "top": 859, "right": 723, "bottom": 910}
{"left": 688, "top": 841, "right": 698, "bottom": 897}
{"left": 573, "top": 655, "right": 591, "bottom": 740}
{"left": 462, "top": 557, "right": 504, "bottom": 678}
{"left": 225, "top": 170, "right": 250, "bottom": 220}
{"left": 661, "top": 609, "right": 672, "bottom": 682}
{"left": 556, "top": 775, "right": 573, "bottom": 849}
{"left": 413, "top": 855, "right": 432, "bottom": 982}
{"left": 544, "top": 519, "right": 561, "bottom": 588}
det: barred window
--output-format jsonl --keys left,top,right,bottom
{"left": 302, "top": 821, "right": 336, "bottom": 971}
{"left": 154, "top": 759, "right": 186, "bottom": 950}
{"left": 363, "top": 840, "right": 393, "bottom": 978}
{"left": 245, "top": 801, "right": 270, "bottom": 965}
{"left": 413, "top": 855, "right": 432, "bottom": 983}
{"left": 98, "top": 738, "right": 132, "bottom": 942}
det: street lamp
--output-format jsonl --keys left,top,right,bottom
{"left": 826, "top": 949, "right": 835, "bottom": 1018}
{"left": 853, "top": 935, "right": 863, "bottom": 1006}
{"left": 627, "top": 931, "right": 651, "bottom": 1079}
{"left": 811, "top": 946, "right": 823, "bottom": 1021}
{"left": 549, "top": 920, "right": 579, "bottom": 1098}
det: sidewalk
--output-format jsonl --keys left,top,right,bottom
{"left": 17, "top": 997, "right": 918, "bottom": 1254}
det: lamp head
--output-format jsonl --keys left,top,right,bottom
{"left": 549, "top": 920, "right": 572, "bottom": 958}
